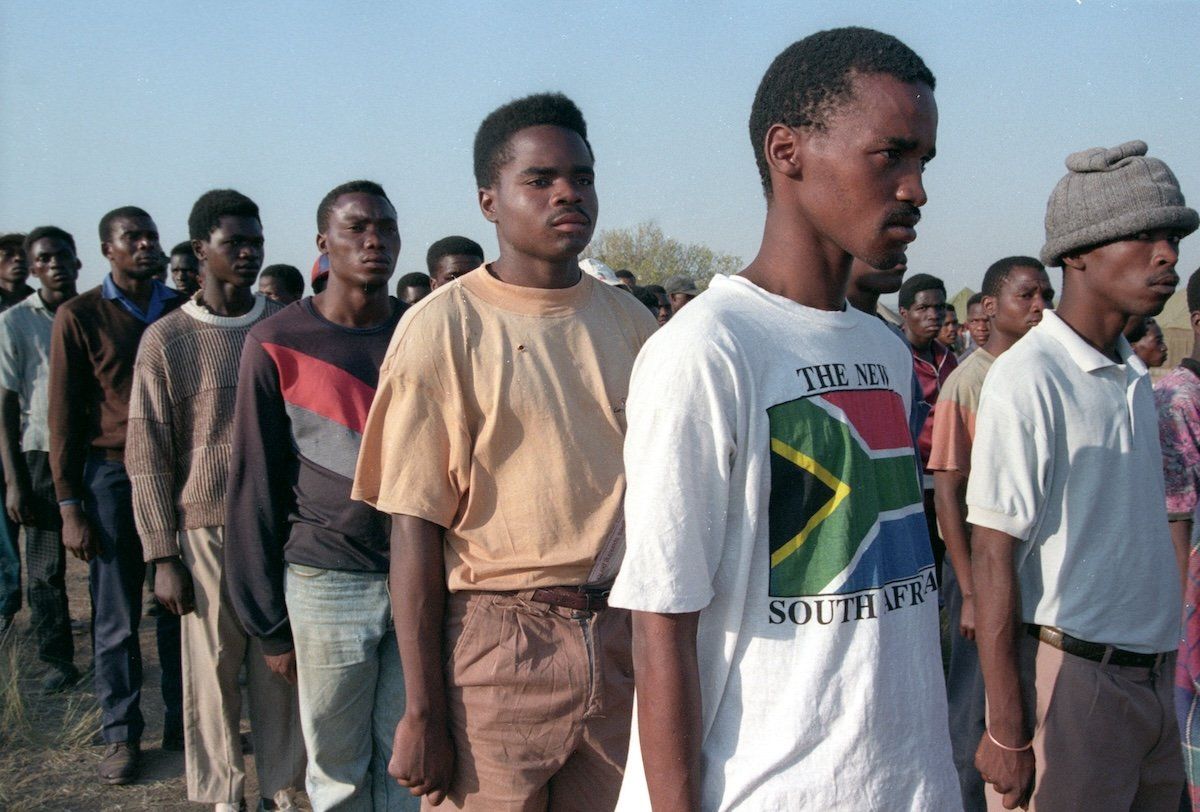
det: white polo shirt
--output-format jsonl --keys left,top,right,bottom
{"left": 966, "top": 309, "right": 1179, "bottom": 653}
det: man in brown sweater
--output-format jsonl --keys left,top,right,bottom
{"left": 128, "top": 190, "right": 306, "bottom": 811}
{"left": 48, "top": 206, "right": 184, "bottom": 784}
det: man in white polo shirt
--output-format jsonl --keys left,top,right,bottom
{"left": 969, "top": 140, "right": 1197, "bottom": 810}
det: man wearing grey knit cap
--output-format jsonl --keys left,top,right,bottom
{"left": 967, "top": 140, "right": 1197, "bottom": 810}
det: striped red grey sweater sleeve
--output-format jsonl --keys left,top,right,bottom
{"left": 223, "top": 299, "right": 403, "bottom": 655}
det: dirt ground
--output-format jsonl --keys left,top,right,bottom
{"left": 0, "top": 553, "right": 308, "bottom": 811}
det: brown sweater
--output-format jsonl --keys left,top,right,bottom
{"left": 48, "top": 284, "right": 183, "bottom": 502}
{"left": 127, "top": 295, "right": 282, "bottom": 560}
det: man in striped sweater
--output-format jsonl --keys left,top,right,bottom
{"left": 128, "top": 190, "right": 306, "bottom": 812}
{"left": 225, "top": 180, "right": 412, "bottom": 810}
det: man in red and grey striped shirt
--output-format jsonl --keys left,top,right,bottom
{"left": 224, "top": 180, "right": 413, "bottom": 811}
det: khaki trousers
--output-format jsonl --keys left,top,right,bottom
{"left": 434, "top": 590, "right": 634, "bottom": 812}
{"left": 985, "top": 635, "right": 1183, "bottom": 811}
{"left": 180, "top": 526, "right": 306, "bottom": 804}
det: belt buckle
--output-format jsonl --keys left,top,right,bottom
{"left": 582, "top": 588, "right": 609, "bottom": 612}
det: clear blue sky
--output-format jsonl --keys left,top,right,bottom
{"left": 2, "top": 1, "right": 1198, "bottom": 298}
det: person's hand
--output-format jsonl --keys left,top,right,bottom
{"left": 959, "top": 593, "right": 976, "bottom": 641}
{"left": 153, "top": 557, "right": 195, "bottom": 615}
{"left": 389, "top": 712, "right": 455, "bottom": 805}
{"left": 264, "top": 649, "right": 297, "bottom": 684}
{"left": 5, "top": 475, "right": 35, "bottom": 526}
{"left": 976, "top": 732, "right": 1035, "bottom": 809}
{"left": 60, "top": 503, "right": 97, "bottom": 562}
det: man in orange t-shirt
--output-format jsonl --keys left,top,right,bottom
{"left": 927, "top": 256, "right": 1054, "bottom": 811}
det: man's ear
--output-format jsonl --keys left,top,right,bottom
{"left": 764, "top": 124, "right": 804, "bottom": 185}
{"left": 1061, "top": 252, "right": 1085, "bottom": 272}
{"left": 191, "top": 238, "right": 207, "bottom": 264}
{"left": 99, "top": 241, "right": 113, "bottom": 262}
{"left": 478, "top": 187, "right": 498, "bottom": 224}
{"left": 1190, "top": 309, "right": 1200, "bottom": 334}
{"left": 982, "top": 295, "right": 997, "bottom": 318}
{"left": 315, "top": 232, "right": 327, "bottom": 255}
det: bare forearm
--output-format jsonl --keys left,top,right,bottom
{"left": 933, "top": 470, "right": 973, "bottom": 596}
{"left": 972, "top": 527, "right": 1028, "bottom": 744}
{"left": 631, "top": 610, "right": 703, "bottom": 812}
{"left": 0, "top": 390, "right": 26, "bottom": 483}
{"left": 390, "top": 515, "right": 449, "bottom": 721}
{"left": 1170, "top": 520, "right": 1191, "bottom": 596}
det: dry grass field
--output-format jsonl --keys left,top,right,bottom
{"left": 0, "top": 554, "right": 305, "bottom": 811}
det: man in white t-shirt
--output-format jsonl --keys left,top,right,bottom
{"left": 609, "top": 27, "right": 958, "bottom": 811}
{"left": 969, "top": 140, "right": 1197, "bottom": 810}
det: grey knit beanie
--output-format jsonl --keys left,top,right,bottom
{"left": 1040, "top": 140, "right": 1198, "bottom": 267}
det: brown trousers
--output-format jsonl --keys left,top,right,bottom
{"left": 986, "top": 635, "right": 1183, "bottom": 811}
{"left": 432, "top": 590, "right": 634, "bottom": 812}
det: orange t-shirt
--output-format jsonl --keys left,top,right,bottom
{"left": 352, "top": 265, "right": 658, "bottom": 592}
{"left": 927, "top": 348, "right": 995, "bottom": 474}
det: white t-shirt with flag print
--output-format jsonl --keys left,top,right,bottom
{"left": 610, "top": 274, "right": 959, "bottom": 811}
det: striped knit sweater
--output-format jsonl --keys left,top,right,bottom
{"left": 127, "top": 294, "right": 282, "bottom": 560}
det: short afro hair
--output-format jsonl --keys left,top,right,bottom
{"left": 898, "top": 272, "right": 946, "bottom": 310}
{"left": 99, "top": 206, "right": 151, "bottom": 243}
{"left": 750, "top": 27, "right": 935, "bottom": 196}
{"left": 24, "top": 226, "right": 76, "bottom": 255}
{"left": 473, "top": 92, "right": 592, "bottom": 188}
{"left": 397, "top": 271, "right": 432, "bottom": 289}
{"left": 981, "top": 256, "right": 1044, "bottom": 298}
{"left": 188, "top": 189, "right": 260, "bottom": 242}
{"left": 0, "top": 233, "right": 28, "bottom": 253}
{"left": 426, "top": 236, "right": 484, "bottom": 274}
{"left": 966, "top": 291, "right": 985, "bottom": 310}
{"left": 1188, "top": 267, "right": 1200, "bottom": 314}
{"left": 317, "top": 180, "right": 390, "bottom": 234}
{"left": 260, "top": 264, "right": 305, "bottom": 298}
{"left": 170, "top": 241, "right": 196, "bottom": 259}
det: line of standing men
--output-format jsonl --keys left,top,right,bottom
{"left": 4, "top": 22, "right": 1198, "bottom": 812}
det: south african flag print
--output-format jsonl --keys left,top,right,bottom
{"left": 767, "top": 388, "right": 931, "bottom": 597}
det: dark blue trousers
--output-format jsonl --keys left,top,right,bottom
{"left": 0, "top": 457, "right": 21, "bottom": 618}
{"left": 84, "top": 457, "right": 182, "bottom": 744}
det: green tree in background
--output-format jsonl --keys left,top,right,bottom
{"left": 583, "top": 220, "right": 742, "bottom": 288}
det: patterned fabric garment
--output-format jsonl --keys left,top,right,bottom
{"left": 1154, "top": 360, "right": 1200, "bottom": 810}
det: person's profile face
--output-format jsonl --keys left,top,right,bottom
{"left": 1070, "top": 229, "right": 1182, "bottom": 321}
{"left": 480, "top": 124, "right": 597, "bottom": 265}
{"left": 1132, "top": 321, "right": 1168, "bottom": 368}
{"left": 791, "top": 73, "right": 937, "bottom": 272}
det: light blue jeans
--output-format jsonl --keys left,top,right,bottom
{"left": 285, "top": 564, "right": 415, "bottom": 811}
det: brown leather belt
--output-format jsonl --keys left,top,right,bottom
{"left": 1027, "top": 624, "right": 1167, "bottom": 669}
{"left": 530, "top": 586, "right": 610, "bottom": 612}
